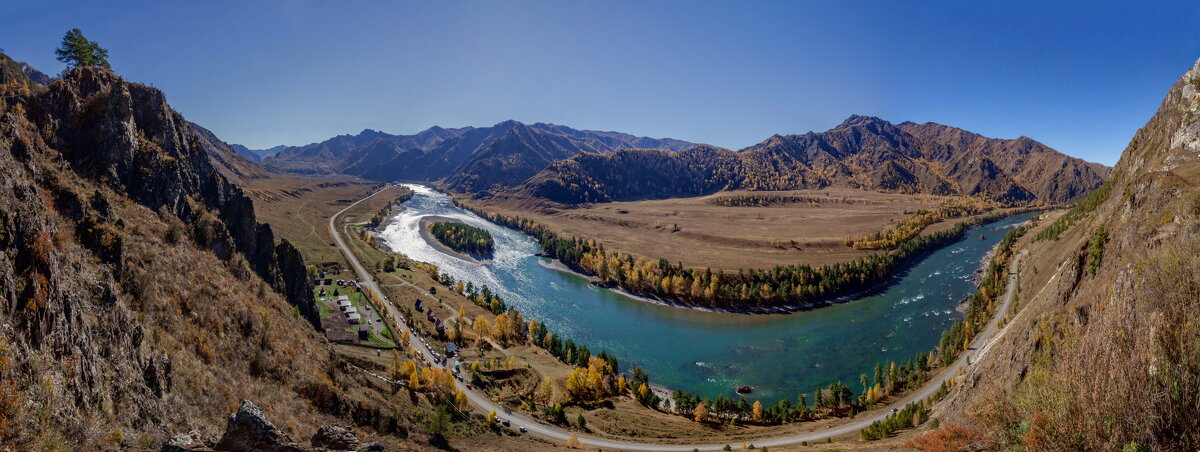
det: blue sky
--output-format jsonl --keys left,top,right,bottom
{"left": 4, "top": 1, "right": 1198, "bottom": 165}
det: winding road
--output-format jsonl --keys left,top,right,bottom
{"left": 329, "top": 186, "right": 1027, "bottom": 451}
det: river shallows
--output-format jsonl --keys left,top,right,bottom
{"left": 379, "top": 184, "right": 1036, "bottom": 403}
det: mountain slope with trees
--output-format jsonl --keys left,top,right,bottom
{"left": 516, "top": 116, "right": 1110, "bottom": 205}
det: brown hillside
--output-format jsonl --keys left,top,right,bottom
{"left": 930, "top": 58, "right": 1200, "bottom": 451}
{"left": 515, "top": 116, "right": 1110, "bottom": 205}
{"left": 0, "top": 63, "right": 422, "bottom": 449}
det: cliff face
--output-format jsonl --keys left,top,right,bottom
{"left": 0, "top": 63, "right": 413, "bottom": 449}
{"left": 946, "top": 59, "right": 1200, "bottom": 451}
{"left": 25, "top": 67, "right": 317, "bottom": 329}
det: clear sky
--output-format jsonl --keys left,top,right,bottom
{"left": 4, "top": 1, "right": 1199, "bottom": 165}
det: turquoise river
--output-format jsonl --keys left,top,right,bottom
{"left": 379, "top": 184, "right": 1036, "bottom": 403}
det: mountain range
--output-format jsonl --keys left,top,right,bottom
{"left": 515, "top": 116, "right": 1111, "bottom": 205}
{"left": 263, "top": 116, "right": 1109, "bottom": 205}
{"left": 262, "top": 120, "right": 699, "bottom": 193}
{"left": 229, "top": 143, "right": 287, "bottom": 162}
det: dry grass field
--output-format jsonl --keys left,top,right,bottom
{"left": 477, "top": 188, "right": 993, "bottom": 270}
{"left": 240, "top": 174, "right": 398, "bottom": 265}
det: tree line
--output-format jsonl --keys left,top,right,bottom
{"left": 456, "top": 199, "right": 1012, "bottom": 311}
{"left": 844, "top": 199, "right": 996, "bottom": 250}
{"left": 366, "top": 188, "right": 415, "bottom": 229}
{"left": 710, "top": 192, "right": 862, "bottom": 207}
{"left": 429, "top": 221, "right": 494, "bottom": 256}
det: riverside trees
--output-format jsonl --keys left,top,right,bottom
{"left": 458, "top": 199, "right": 985, "bottom": 310}
{"left": 429, "top": 221, "right": 494, "bottom": 256}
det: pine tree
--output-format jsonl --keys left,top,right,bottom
{"left": 55, "top": 28, "right": 110, "bottom": 69}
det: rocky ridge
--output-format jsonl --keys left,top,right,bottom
{"left": 516, "top": 115, "right": 1110, "bottom": 205}
{"left": 0, "top": 57, "right": 415, "bottom": 450}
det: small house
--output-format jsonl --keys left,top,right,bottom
{"left": 341, "top": 305, "right": 357, "bottom": 314}
{"left": 358, "top": 325, "right": 369, "bottom": 341}
{"left": 336, "top": 298, "right": 352, "bottom": 308}
{"left": 445, "top": 343, "right": 458, "bottom": 357}
{"left": 346, "top": 313, "right": 362, "bottom": 324}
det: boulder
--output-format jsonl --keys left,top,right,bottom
{"left": 161, "top": 430, "right": 213, "bottom": 452}
{"left": 214, "top": 400, "right": 304, "bottom": 452}
{"left": 310, "top": 424, "right": 360, "bottom": 450}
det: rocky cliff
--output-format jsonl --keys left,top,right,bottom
{"left": 0, "top": 59, "right": 414, "bottom": 449}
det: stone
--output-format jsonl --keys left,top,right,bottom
{"left": 310, "top": 424, "right": 360, "bottom": 451}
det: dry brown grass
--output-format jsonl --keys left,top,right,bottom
{"left": 478, "top": 188, "right": 986, "bottom": 270}
{"left": 240, "top": 174, "right": 389, "bottom": 265}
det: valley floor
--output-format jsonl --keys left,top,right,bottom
{"left": 474, "top": 188, "right": 1007, "bottom": 271}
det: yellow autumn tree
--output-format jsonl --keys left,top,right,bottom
{"left": 527, "top": 318, "right": 539, "bottom": 343}
{"left": 564, "top": 357, "right": 613, "bottom": 402}
{"left": 388, "top": 349, "right": 403, "bottom": 381}
{"left": 752, "top": 400, "right": 764, "bottom": 423}
{"left": 473, "top": 315, "right": 490, "bottom": 345}
{"left": 408, "top": 369, "right": 420, "bottom": 390}
{"left": 536, "top": 376, "right": 555, "bottom": 403}
{"left": 694, "top": 401, "right": 709, "bottom": 423}
{"left": 455, "top": 390, "right": 469, "bottom": 411}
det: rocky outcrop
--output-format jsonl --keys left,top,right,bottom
{"left": 0, "top": 56, "right": 372, "bottom": 450}
{"left": 190, "top": 121, "right": 272, "bottom": 181}
{"left": 215, "top": 400, "right": 305, "bottom": 452}
{"left": 161, "top": 402, "right": 367, "bottom": 452}
{"left": 25, "top": 66, "right": 319, "bottom": 331}
{"left": 310, "top": 424, "right": 360, "bottom": 451}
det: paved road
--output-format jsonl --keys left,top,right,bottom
{"left": 329, "top": 186, "right": 1027, "bottom": 451}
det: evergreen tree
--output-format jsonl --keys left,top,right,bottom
{"left": 55, "top": 28, "right": 110, "bottom": 69}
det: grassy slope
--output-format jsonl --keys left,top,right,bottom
{"left": 924, "top": 60, "right": 1200, "bottom": 451}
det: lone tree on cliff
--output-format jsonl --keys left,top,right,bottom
{"left": 55, "top": 28, "right": 110, "bottom": 69}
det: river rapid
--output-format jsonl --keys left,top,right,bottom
{"left": 378, "top": 184, "right": 1036, "bottom": 403}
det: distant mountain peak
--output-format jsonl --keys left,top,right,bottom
{"left": 837, "top": 114, "right": 889, "bottom": 129}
